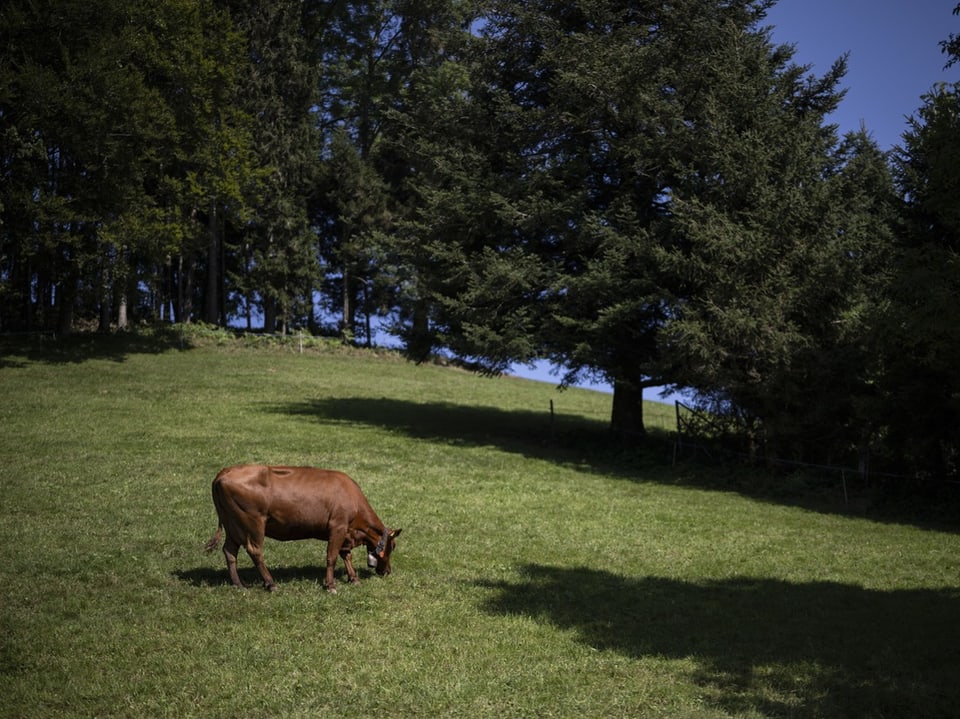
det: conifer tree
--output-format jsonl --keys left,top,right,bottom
{"left": 313, "top": 0, "right": 406, "bottom": 342}
{"left": 374, "top": 1, "right": 541, "bottom": 366}
{"left": 227, "top": 0, "right": 322, "bottom": 333}
{"left": 442, "top": 0, "right": 893, "bottom": 449}
{"left": 882, "top": 70, "right": 960, "bottom": 475}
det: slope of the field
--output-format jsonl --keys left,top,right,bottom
{"left": 1, "top": 330, "right": 958, "bottom": 718}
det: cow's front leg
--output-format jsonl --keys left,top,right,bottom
{"left": 340, "top": 546, "right": 360, "bottom": 584}
{"left": 325, "top": 531, "right": 348, "bottom": 593}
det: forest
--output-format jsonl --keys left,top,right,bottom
{"left": 2, "top": 0, "right": 959, "bottom": 481}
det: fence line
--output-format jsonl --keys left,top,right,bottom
{"left": 671, "top": 401, "right": 960, "bottom": 498}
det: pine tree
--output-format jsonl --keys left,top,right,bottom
{"left": 474, "top": 1, "right": 814, "bottom": 438}
{"left": 373, "top": 1, "right": 542, "bottom": 367}
{"left": 1, "top": 0, "right": 174, "bottom": 332}
{"left": 881, "top": 76, "right": 960, "bottom": 476}
{"left": 227, "top": 0, "right": 322, "bottom": 333}
{"left": 655, "top": 31, "right": 855, "bottom": 457}
{"left": 313, "top": 0, "right": 406, "bottom": 343}
{"left": 316, "top": 127, "right": 390, "bottom": 342}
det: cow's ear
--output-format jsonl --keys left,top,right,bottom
{"left": 392, "top": 528, "right": 402, "bottom": 538}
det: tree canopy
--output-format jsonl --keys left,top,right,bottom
{"left": 2, "top": 0, "right": 959, "bottom": 480}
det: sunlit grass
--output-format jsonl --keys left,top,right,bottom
{"left": 1, "top": 330, "right": 958, "bottom": 718}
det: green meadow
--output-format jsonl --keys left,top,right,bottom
{"left": 1, "top": 330, "right": 958, "bottom": 718}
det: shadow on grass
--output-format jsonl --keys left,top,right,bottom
{"left": 175, "top": 563, "right": 375, "bottom": 588}
{"left": 270, "top": 396, "right": 667, "bottom": 468}
{"left": 283, "top": 394, "right": 572, "bottom": 433}
{"left": 0, "top": 328, "right": 186, "bottom": 366}
{"left": 270, "top": 396, "right": 960, "bottom": 529}
{"left": 477, "top": 564, "right": 960, "bottom": 718}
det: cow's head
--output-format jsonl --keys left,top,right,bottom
{"left": 367, "top": 527, "right": 402, "bottom": 576}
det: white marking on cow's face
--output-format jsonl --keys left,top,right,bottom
{"left": 367, "top": 552, "right": 378, "bottom": 569}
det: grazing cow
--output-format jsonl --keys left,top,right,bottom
{"left": 204, "top": 465, "right": 401, "bottom": 593}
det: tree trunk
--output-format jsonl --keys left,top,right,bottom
{"left": 611, "top": 380, "right": 646, "bottom": 443}
{"left": 341, "top": 266, "right": 354, "bottom": 342}
{"left": 204, "top": 198, "right": 219, "bottom": 325}
{"left": 98, "top": 261, "right": 112, "bottom": 333}
{"left": 363, "top": 280, "right": 372, "bottom": 348}
{"left": 307, "top": 287, "right": 319, "bottom": 336}
{"left": 263, "top": 295, "right": 277, "bottom": 334}
{"left": 407, "top": 297, "right": 432, "bottom": 363}
{"left": 117, "top": 290, "right": 128, "bottom": 329}
{"left": 57, "top": 277, "right": 76, "bottom": 337}
{"left": 174, "top": 255, "right": 184, "bottom": 323}
{"left": 181, "top": 254, "right": 195, "bottom": 323}
{"left": 160, "top": 256, "right": 172, "bottom": 322}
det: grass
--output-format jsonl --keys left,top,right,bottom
{"left": 1, "top": 328, "right": 958, "bottom": 718}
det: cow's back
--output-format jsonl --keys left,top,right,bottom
{"left": 215, "top": 465, "right": 372, "bottom": 541}
{"left": 268, "top": 466, "right": 362, "bottom": 521}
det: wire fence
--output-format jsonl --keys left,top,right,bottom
{"left": 672, "top": 401, "right": 960, "bottom": 503}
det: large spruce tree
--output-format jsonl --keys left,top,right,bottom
{"left": 464, "top": 0, "right": 866, "bottom": 441}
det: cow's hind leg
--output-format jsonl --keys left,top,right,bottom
{"left": 245, "top": 539, "right": 277, "bottom": 592}
{"left": 222, "top": 536, "right": 245, "bottom": 589}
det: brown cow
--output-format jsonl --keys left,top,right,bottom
{"left": 204, "top": 465, "right": 401, "bottom": 593}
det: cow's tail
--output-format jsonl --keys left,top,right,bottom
{"left": 204, "top": 474, "right": 226, "bottom": 553}
{"left": 204, "top": 525, "right": 223, "bottom": 553}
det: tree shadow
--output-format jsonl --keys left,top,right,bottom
{"left": 0, "top": 328, "right": 187, "bottom": 367}
{"left": 269, "top": 396, "right": 960, "bottom": 530}
{"left": 277, "top": 395, "right": 588, "bottom": 445}
{"left": 268, "top": 396, "right": 669, "bottom": 471}
{"left": 476, "top": 564, "right": 960, "bottom": 717}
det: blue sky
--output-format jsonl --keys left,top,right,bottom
{"left": 766, "top": 0, "right": 959, "bottom": 150}
{"left": 511, "top": 0, "right": 960, "bottom": 399}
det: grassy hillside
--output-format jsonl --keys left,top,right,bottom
{"left": 1, "top": 330, "right": 958, "bottom": 718}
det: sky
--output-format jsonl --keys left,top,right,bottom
{"left": 765, "top": 0, "right": 959, "bottom": 151}
{"left": 509, "top": 0, "right": 960, "bottom": 400}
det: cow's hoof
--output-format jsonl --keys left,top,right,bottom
{"left": 265, "top": 583, "right": 277, "bottom": 592}
{"left": 325, "top": 585, "right": 337, "bottom": 594}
